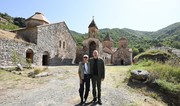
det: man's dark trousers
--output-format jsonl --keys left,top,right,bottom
{"left": 92, "top": 75, "right": 101, "bottom": 100}
{"left": 79, "top": 74, "right": 90, "bottom": 101}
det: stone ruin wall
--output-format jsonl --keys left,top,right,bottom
{"left": 0, "top": 38, "right": 38, "bottom": 67}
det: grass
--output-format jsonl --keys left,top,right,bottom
{"left": 34, "top": 68, "right": 43, "bottom": 74}
{"left": 0, "top": 22, "right": 19, "bottom": 31}
{"left": 0, "top": 68, "right": 49, "bottom": 90}
{"left": 156, "top": 79, "right": 180, "bottom": 92}
{"left": 134, "top": 50, "right": 172, "bottom": 62}
{"left": 105, "top": 66, "right": 131, "bottom": 88}
{"left": 0, "top": 69, "right": 25, "bottom": 89}
{"left": 33, "top": 66, "right": 49, "bottom": 74}
{"left": 135, "top": 50, "right": 171, "bottom": 57}
{"left": 130, "top": 60, "right": 180, "bottom": 92}
{"left": 0, "top": 69, "right": 22, "bottom": 81}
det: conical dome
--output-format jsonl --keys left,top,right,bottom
{"left": 88, "top": 19, "right": 98, "bottom": 29}
{"left": 25, "top": 12, "right": 49, "bottom": 27}
{"left": 103, "top": 33, "right": 113, "bottom": 41}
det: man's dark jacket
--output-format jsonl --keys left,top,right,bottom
{"left": 89, "top": 58, "right": 105, "bottom": 79}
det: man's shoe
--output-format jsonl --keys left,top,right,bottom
{"left": 84, "top": 98, "right": 87, "bottom": 103}
{"left": 92, "top": 98, "right": 97, "bottom": 102}
{"left": 79, "top": 99, "right": 84, "bottom": 105}
{"left": 98, "top": 99, "right": 102, "bottom": 105}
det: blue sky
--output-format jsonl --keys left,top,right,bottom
{"left": 1, "top": 0, "right": 180, "bottom": 33}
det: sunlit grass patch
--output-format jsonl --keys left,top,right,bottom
{"left": 156, "top": 79, "right": 180, "bottom": 93}
{"left": 0, "top": 69, "right": 22, "bottom": 81}
{"left": 130, "top": 60, "right": 180, "bottom": 93}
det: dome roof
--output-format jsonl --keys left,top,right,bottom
{"left": 103, "top": 33, "right": 113, "bottom": 41}
{"left": 26, "top": 12, "right": 49, "bottom": 24}
{"left": 119, "top": 37, "right": 127, "bottom": 41}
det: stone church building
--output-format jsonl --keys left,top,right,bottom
{"left": 76, "top": 18, "right": 132, "bottom": 65}
{"left": 0, "top": 12, "right": 132, "bottom": 67}
{"left": 0, "top": 12, "right": 76, "bottom": 66}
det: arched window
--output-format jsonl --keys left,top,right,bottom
{"left": 59, "top": 40, "right": 61, "bottom": 48}
{"left": 63, "top": 41, "right": 65, "bottom": 49}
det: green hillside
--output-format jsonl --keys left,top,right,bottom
{"left": 71, "top": 22, "right": 180, "bottom": 52}
{"left": 152, "top": 22, "right": 180, "bottom": 39}
{"left": 0, "top": 21, "right": 19, "bottom": 31}
{"left": 0, "top": 12, "right": 25, "bottom": 31}
{"left": 150, "top": 22, "right": 180, "bottom": 49}
{"left": 98, "top": 28, "right": 151, "bottom": 51}
{"left": 122, "top": 28, "right": 153, "bottom": 39}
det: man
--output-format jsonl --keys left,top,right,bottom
{"left": 78, "top": 54, "right": 91, "bottom": 105}
{"left": 89, "top": 50, "right": 105, "bottom": 105}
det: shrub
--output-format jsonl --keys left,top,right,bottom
{"left": 11, "top": 50, "right": 31, "bottom": 68}
{"left": 33, "top": 67, "right": 48, "bottom": 75}
{"left": 34, "top": 68, "right": 42, "bottom": 75}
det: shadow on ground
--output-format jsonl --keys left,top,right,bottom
{"left": 75, "top": 101, "right": 101, "bottom": 106}
{"left": 127, "top": 78, "right": 180, "bottom": 106}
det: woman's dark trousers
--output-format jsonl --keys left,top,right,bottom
{"left": 79, "top": 74, "right": 90, "bottom": 102}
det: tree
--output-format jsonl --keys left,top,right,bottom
{"left": 132, "top": 48, "right": 139, "bottom": 57}
{"left": 14, "top": 17, "right": 26, "bottom": 27}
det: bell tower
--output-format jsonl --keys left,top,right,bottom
{"left": 81, "top": 16, "right": 103, "bottom": 58}
{"left": 88, "top": 16, "right": 98, "bottom": 38}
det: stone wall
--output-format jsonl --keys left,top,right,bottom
{"left": 101, "top": 52, "right": 111, "bottom": 64}
{"left": 112, "top": 48, "right": 132, "bottom": 65}
{"left": 37, "top": 22, "right": 76, "bottom": 65}
{"left": 0, "top": 21, "right": 76, "bottom": 67}
{"left": 0, "top": 38, "right": 37, "bottom": 66}
{"left": 16, "top": 27, "right": 37, "bottom": 44}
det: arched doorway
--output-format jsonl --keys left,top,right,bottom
{"left": 121, "top": 59, "right": 124, "bottom": 65}
{"left": 26, "top": 49, "right": 33, "bottom": 63}
{"left": 89, "top": 41, "right": 96, "bottom": 58}
{"left": 42, "top": 51, "right": 49, "bottom": 66}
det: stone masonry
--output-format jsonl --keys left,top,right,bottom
{"left": 0, "top": 38, "right": 37, "bottom": 66}
{"left": 36, "top": 22, "right": 76, "bottom": 65}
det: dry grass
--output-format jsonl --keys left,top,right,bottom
{"left": 105, "top": 66, "right": 131, "bottom": 88}
{"left": 0, "top": 29, "right": 16, "bottom": 39}
{"left": 0, "top": 29, "right": 25, "bottom": 42}
{"left": 0, "top": 69, "right": 48, "bottom": 90}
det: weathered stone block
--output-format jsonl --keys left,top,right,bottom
{"left": 131, "top": 69, "right": 149, "bottom": 81}
{"left": 16, "top": 64, "right": 23, "bottom": 71}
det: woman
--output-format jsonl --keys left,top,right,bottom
{"left": 78, "top": 54, "right": 90, "bottom": 105}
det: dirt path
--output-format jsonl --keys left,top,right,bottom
{"left": 0, "top": 66, "right": 167, "bottom": 106}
